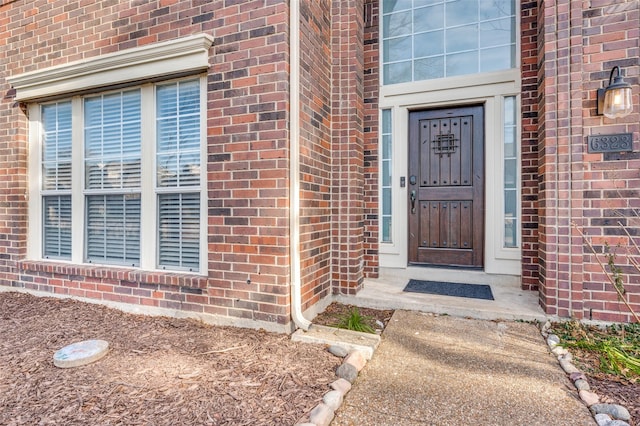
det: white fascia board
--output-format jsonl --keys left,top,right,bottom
{"left": 8, "top": 34, "right": 214, "bottom": 101}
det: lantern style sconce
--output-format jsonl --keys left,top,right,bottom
{"left": 597, "top": 66, "right": 633, "bottom": 119}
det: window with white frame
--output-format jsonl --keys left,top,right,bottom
{"left": 38, "top": 78, "right": 204, "bottom": 272}
{"left": 41, "top": 102, "right": 72, "bottom": 259}
{"left": 155, "top": 80, "right": 202, "bottom": 270}
{"left": 503, "top": 95, "right": 518, "bottom": 248}
{"left": 381, "top": 109, "right": 393, "bottom": 243}
{"left": 84, "top": 89, "right": 142, "bottom": 266}
{"left": 382, "top": 0, "right": 516, "bottom": 85}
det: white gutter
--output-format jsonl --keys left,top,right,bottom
{"left": 289, "top": 0, "right": 312, "bottom": 331}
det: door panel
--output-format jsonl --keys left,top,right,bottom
{"left": 408, "top": 106, "right": 484, "bottom": 268}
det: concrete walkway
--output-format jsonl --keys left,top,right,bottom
{"left": 332, "top": 310, "right": 595, "bottom": 426}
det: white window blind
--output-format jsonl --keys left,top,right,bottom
{"left": 84, "top": 90, "right": 142, "bottom": 265}
{"left": 43, "top": 195, "right": 72, "bottom": 259}
{"left": 158, "top": 193, "right": 200, "bottom": 270}
{"left": 156, "top": 80, "right": 201, "bottom": 271}
{"left": 86, "top": 194, "right": 141, "bottom": 265}
{"left": 41, "top": 102, "right": 72, "bottom": 259}
{"left": 84, "top": 91, "right": 142, "bottom": 190}
{"left": 156, "top": 80, "right": 201, "bottom": 188}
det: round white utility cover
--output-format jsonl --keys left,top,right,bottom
{"left": 53, "top": 340, "right": 109, "bottom": 368}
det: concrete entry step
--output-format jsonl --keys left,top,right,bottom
{"left": 291, "top": 325, "right": 380, "bottom": 360}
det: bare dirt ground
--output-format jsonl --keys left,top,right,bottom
{"left": 0, "top": 292, "right": 340, "bottom": 426}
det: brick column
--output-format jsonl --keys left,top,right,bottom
{"left": 537, "top": 0, "right": 640, "bottom": 321}
{"left": 537, "top": 0, "right": 586, "bottom": 318}
{"left": 579, "top": 0, "right": 640, "bottom": 322}
{"left": 362, "top": 0, "right": 380, "bottom": 279}
{"left": 520, "top": 1, "right": 540, "bottom": 291}
{"left": 331, "top": 0, "right": 365, "bottom": 294}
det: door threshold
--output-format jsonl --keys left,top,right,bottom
{"left": 408, "top": 262, "right": 483, "bottom": 271}
{"left": 380, "top": 266, "right": 520, "bottom": 287}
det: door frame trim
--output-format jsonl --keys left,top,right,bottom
{"left": 378, "top": 80, "right": 522, "bottom": 276}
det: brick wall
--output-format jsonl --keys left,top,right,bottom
{"left": 331, "top": 0, "right": 366, "bottom": 295}
{"left": 0, "top": 0, "right": 294, "bottom": 329}
{"left": 538, "top": 0, "right": 640, "bottom": 322}
{"left": 362, "top": 0, "right": 380, "bottom": 278}
{"left": 5, "top": 0, "right": 637, "bottom": 324}
{"left": 298, "top": 0, "right": 333, "bottom": 310}
{"left": 537, "top": 0, "right": 553, "bottom": 314}
{"left": 520, "top": 1, "right": 540, "bottom": 291}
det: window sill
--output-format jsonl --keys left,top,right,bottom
{"left": 18, "top": 259, "right": 208, "bottom": 290}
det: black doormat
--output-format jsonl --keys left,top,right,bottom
{"left": 403, "top": 279, "right": 494, "bottom": 301}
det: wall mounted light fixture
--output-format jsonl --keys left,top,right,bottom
{"left": 597, "top": 66, "right": 633, "bottom": 119}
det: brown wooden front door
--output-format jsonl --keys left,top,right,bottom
{"left": 408, "top": 105, "right": 484, "bottom": 268}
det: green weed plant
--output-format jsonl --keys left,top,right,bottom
{"left": 334, "top": 307, "right": 376, "bottom": 334}
{"left": 554, "top": 321, "right": 640, "bottom": 378}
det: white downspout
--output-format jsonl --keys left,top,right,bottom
{"left": 289, "top": 0, "right": 312, "bottom": 331}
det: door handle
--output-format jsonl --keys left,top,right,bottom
{"left": 410, "top": 190, "right": 416, "bottom": 214}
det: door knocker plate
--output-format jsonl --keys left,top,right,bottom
{"left": 429, "top": 133, "right": 458, "bottom": 157}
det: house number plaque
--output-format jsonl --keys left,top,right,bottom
{"left": 587, "top": 133, "right": 633, "bottom": 153}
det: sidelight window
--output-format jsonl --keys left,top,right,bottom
{"left": 503, "top": 96, "right": 518, "bottom": 248}
{"left": 381, "top": 109, "right": 393, "bottom": 243}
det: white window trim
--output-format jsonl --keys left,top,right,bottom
{"left": 8, "top": 34, "right": 213, "bottom": 101}
{"left": 28, "top": 76, "right": 207, "bottom": 274}
{"left": 378, "top": 79, "right": 522, "bottom": 277}
{"left": 21, "top": 35, "right": 211, "bottom": 274}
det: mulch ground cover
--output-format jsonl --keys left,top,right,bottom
{"left": 4, "top": 292, "right": 636, "bottom": 425}
{"left": 0, "top": 292, "right": 340, "bottom": 425}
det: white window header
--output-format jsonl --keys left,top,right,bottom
{"left": 8, "top": 34, "right": 214, "bottom": 101}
